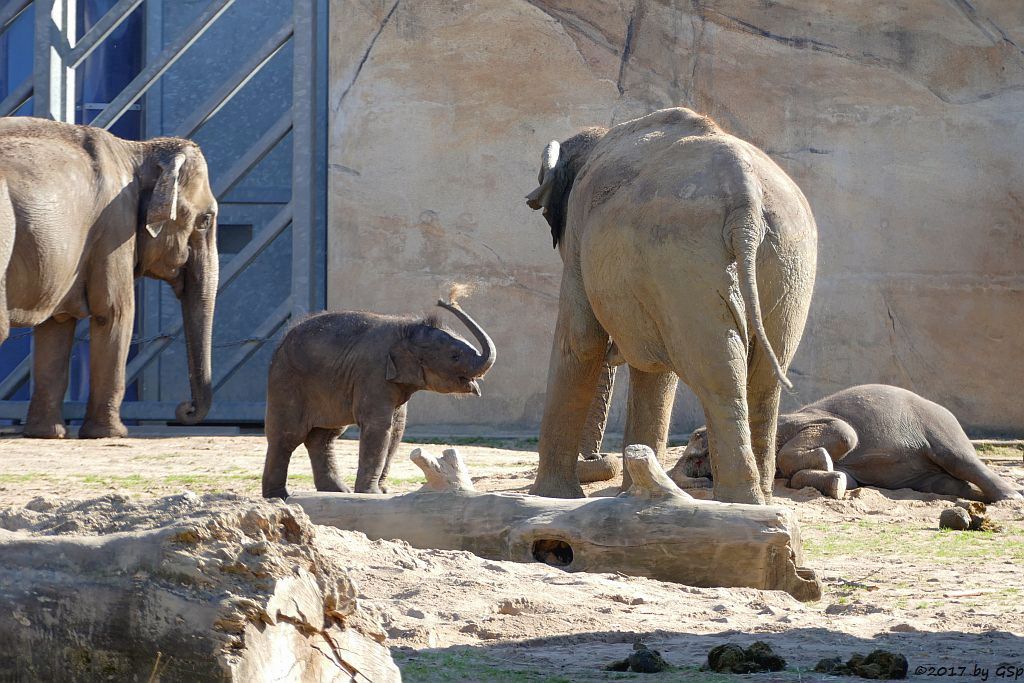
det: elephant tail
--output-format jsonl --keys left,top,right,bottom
{"left": 727, "top": 203, "right": 793, "bottom": 390}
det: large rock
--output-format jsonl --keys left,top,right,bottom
{"left": 0, "top": 493, "right": 399, "bottom": 682}
{"left": 329, "top": 0, "right": 1024, "bottom": 435}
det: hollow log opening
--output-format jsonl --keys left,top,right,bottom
{"left": 532, "top": 538, "right": 573, "bottom": 567}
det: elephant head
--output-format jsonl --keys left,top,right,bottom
{"left": 386, "top": 301, "right": 496, "bottom": 395}
{"left": 525, "top": 127, "right": 607, "bottom": 248}
{"left": 679, "top": 427, "right": 712, "bottom": 479}
{"left": 136, "top": 138, "right": 219, "bottom": 425}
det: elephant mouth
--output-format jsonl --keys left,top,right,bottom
{"left": 460, "top": 378, "right": 482, "bottom": 396}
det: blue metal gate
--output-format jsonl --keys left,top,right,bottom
{"left": 0, "top": 0, "right": 327, "bottom": 425}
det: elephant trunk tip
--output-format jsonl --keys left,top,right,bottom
{"left": 175, "top": 399, "right": 209, "bottom": 425}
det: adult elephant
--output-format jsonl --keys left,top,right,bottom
{"left": 525, "top": 107, "right": 817, "bottom": 504}
{"left": 0, "top": 117, "right": 218, "bottom": 438}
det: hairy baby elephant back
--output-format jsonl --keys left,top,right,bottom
{"left": 262, "top": 299, "right": 496, "bottom": 499}
{"left": 526, "top": 107, "right": 817, "bottom": 505}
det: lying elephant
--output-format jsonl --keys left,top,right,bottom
{"left": 0, "top": 118, "right": 218, "bottom": 437}
{"left": 262, "top": 300, "right": 496, "bottom": 498}
{"left": 525, "top": 107, "right": 817, "bottom": 504}
{"left": 671, "top": 384, "right": 1022, "bottom": 503}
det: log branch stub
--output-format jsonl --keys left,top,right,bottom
{"left": 621, "top": 445, "right": 692, "bottom": 500}
{"left": 411, "top": 447, "right": 475, "bottom": 492}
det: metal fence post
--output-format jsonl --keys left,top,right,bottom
{"left": 291, "top": 0, "right": 317, "bottom": 318}
{"left": 33, "top": 0, "right": 75, "bottom": 121}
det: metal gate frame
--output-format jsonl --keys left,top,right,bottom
{"left": 0, "top": 0, "right": 326, "bottom": 423}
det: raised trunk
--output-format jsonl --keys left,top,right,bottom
{"left": 437, "top": 300, "right": 496, "bottom": 376}
{"left": 176, "top": 226, "right": 218, "bottom": 424}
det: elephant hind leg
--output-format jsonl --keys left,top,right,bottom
{"left": 620, "top": 368, "right": 677, "bottom": 491}
{"left": 305, "top": 427, "right": 350, "bottom": 493}
{"left": 675, "top": 328, "right": 762, "bottom": 505}
{"left": 925, "top": 443, "right": 1021, "bottom": 502}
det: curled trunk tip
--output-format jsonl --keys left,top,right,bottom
{"left": 437, "top": 299, "right": 496, "bottom": 377}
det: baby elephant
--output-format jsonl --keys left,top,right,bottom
{"left": 262, "top": 300, "right": 495, "bottom": 498}
{"left": 672, "top": 384, "right": 1022, "bottom": 503}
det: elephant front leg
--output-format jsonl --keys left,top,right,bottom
{"left": 354, "top": 414, "right": 394, "bottom": 493}
{"left": 79, "top": 304, "right": 133, "bottom": 439}
{"left": 532, "top": 341, "right": 608, "bottom": 499}
{"left": 263, "top": 430, "right": 304, "bottom": 499}
{"left": 378, "top": 404, "right": 407, "bottom": 493}
{"left": 304, "top": 427, "right": 350, "bottom": 493}
{"left": 621, "top": 369, "right": 677, "bottom": 491}
{"left": 24, "top": 318, "right": 76, "bottom": 439}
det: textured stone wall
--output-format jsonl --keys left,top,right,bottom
{"left": 329, "top": 0, "right": 1024, "bottom": 435}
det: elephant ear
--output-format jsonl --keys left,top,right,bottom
{"left": 525, "top": 140, "right": 571, "bottom": 248}
{"left": 385, "top": 351, "right": 426, "bottom": 388}
{"left": 145, "top": 151, "right": 187, "bottom": 238}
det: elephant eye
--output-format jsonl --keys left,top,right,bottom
{"left": 450, "top": 352, "right": 460, "bottom": 361}
{"left": 197, "top": 213, "right": 213, "bottom": 232}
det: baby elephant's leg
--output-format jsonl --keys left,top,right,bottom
{"left": 263, "top": 431, "right": 303, "bottom": 499}
{"left": 305, "top": 427, "right": 350, "bottom": 492}
{"left": 355, "top": 414, "right": 395, "bottom": 493}
{"left": 378, "top": 405, "right": 407, "bottom": 494}
{"left": 790, "top": 469, "right": 848, "bottom": 499}
{"left": 777, "top": 439, "right": 834, "bottom": 478}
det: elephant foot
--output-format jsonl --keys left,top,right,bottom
{"left": 22, "top": 421, "right": 68, "bottom": 439}
{"left": 354, "top": 483, "right": 383, "bottom": 494}
{"left": 78, "top": 419, "right": 128, "bottom": 439}
{"left": 712, "top": 482, "right": 766, "bottom": 505}
{"left": 316, "top": 479, "right": 352, "bottom": 494}
{"left": 529, "top": 476, "right": 586, "bottom": 499}
{"left": 790, "top": 470, "right": 847, "bottom": 499}
{"left": 263, "top": 486, "right": 290, "bottom": 500}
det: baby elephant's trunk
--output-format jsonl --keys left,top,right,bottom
{"left": 437, "top": 300, "right": 496, "bottom": 377}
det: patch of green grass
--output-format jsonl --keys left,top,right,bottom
{"left": 0, "top": 472, "right": 51, "bottom": 484}
{"left": 803, "top": 520, "right": 1024, "bottom": 565}
{"left": 974, "top": 443, "right": 1024, "bottom": 459}
{"left": 406, "top": 436, "right": 540, "bottom": 451}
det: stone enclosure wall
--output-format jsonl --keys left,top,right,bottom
{"left": 328, "top": 1, "right": 1024, "bottom": 436}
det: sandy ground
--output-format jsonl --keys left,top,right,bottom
{"left": 1, "top": 433, "right": 1023, "bottom": 681}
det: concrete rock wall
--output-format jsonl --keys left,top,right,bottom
{"left": 328, "top": 0, "right": 1024, "bottom": 435}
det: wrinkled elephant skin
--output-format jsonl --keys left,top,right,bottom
{"left": 675, "top": 384, "right": 1023, "bottom": 503}
{"left": 526, "top": 108, "right": 817, "bottom": 503}
{"left": 0, "top": 118, "right": 219, "bottom": 438}
{"left": 262, "top": 301, "right": 496, "bottom": 498}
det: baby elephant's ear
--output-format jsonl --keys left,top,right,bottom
{"left": 385, "top": 352, "right": 426, "bottom": 388}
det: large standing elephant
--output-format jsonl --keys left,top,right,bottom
{"left": 525, "top": 107, "right": 817, "bottom": 504}
{"left": 0, "top": 117, "right": 218, "bottom": 438}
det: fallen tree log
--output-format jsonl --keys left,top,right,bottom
{"left": 0, "top": 495, "right": 399, "bottom": 682}
{"left": 290, "top": 445, "right": 822, "bottom": 602}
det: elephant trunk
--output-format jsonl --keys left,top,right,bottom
{"left": 176, "top": 225, "right": 219, "bottom": 424}
{"left": 437, "top": 300, "right": 496, "bottom": 378}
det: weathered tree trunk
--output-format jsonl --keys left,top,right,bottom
{"left": 0, "top": 499, "right": 399, "bottom": 682}
{"left": 290, "top": 446, "right": 822, "bottom": 601}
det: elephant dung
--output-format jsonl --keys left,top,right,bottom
{"left": 289, "top": 446, "right": 822, "bottom": 601}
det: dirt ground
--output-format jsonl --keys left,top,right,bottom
{"left": 1, "top": 432, "right": 1023, "bottom": 681}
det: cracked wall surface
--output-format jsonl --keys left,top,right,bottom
{"left": 329, "top": 0, "right": 1024, "bottom": 435}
